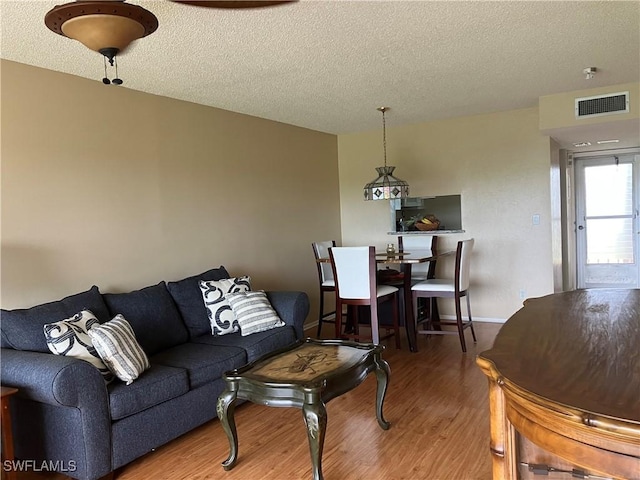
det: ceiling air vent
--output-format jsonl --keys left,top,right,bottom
{"left": 575, "top": 91, "right": 629, "bottom": 119}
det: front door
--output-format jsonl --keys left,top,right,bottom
{"left": 575, "top": 153, "right": 640, "bottom": 288}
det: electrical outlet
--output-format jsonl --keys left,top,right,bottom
{"left": 519, "top": 289, "right": 527, "bottom": 300}
{"left": 532, "top": 214, "right": 540, "bottom": 225}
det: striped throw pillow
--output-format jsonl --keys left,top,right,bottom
{"left": 226, "top": 291, "right": 284, "bottom": 337}
{"left": 88, "top": 315, "right": 150, "bottom": 385}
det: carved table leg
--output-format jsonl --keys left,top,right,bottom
{"left": 487, "top": 376, "right": 518, "bottom": 480}
{"left": 302, "top": 401, "right": 327, "bottom": 480}
{"left": 374, "top": 355, "right": 391, "bottom": 430}
{"left": 217, "top": 389, "right": 238, "bottom": 471}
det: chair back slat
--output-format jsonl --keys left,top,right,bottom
{"left": 312, "top": 241, "right": 335, "bottom": 284}
{"left": 330, "top": 246, "right": 373, "bottom": 299}
{"left": 398, "top": 235, "right": 438, "bottom": 277}
{"left": 456, "top": 238, "right": 474, "bottom": 292}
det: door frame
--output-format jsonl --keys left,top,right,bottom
{"left": 569, "top": 147, "right": 640, "bottom": 289}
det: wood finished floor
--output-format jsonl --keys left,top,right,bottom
{"left": 18, "top": 322, "right": 502, "bottom": 480}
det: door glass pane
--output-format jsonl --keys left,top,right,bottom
{"left": 586, "top": 218, "right": 634, "bottom": 264}
{"left": 585, "top": 164, "right": 633, "bottom": 216}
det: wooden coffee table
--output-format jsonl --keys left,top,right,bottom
{"left": 216, "top": 338, "right": 391, "bottom": 480}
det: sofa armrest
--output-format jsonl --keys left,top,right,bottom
{"left": 1, "top": 348, "right": 109, "bottom": 408}
{"left": 266, "top": 291, "right": 309, "bottom": 340}
{"left": 1, "top": 348, "right": 113, "bottom": 480}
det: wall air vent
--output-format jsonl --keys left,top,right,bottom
{"left": 575, "top": 91, "right": 629, "bottom": 119}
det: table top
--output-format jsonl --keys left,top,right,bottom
{"left": 379, "top": 249, "right": 452, "bottom": 264}
{"left": 318, "top": 249, "right": 451, "bottom": 264}
{"left": 224, "top": 338, "right": 381, "bottom": 386}
{"left": 478, "top": 289, "right": 640, "bottom": 425}
{"left": 375, "top": 251, "right": 412, "bottom": 256}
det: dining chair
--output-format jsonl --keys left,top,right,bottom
{"left": 397, "top": 235, "right": 440, "bottom": 331}
{"left": 411, "top": 238, "right": 476, "bottom": 352}
{"left": 312, "top": 240, "right": 338, "bottom": 337}
{"left": 329, "top": 246, "right": 401, "bottom": 348}
{"left": 398, "top": 235, "right": 439, "bottom": 282}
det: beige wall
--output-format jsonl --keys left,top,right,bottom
{"left": 0, "top": 60, "right": 573, "bottom": 322}
{"left": 1, "top": 60, "right": 341, "bottom": 317}
{"left": 337, "top": 107, "right": 554, "bottom": 320}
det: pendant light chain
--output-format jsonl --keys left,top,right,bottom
{"left": 382, "top": 108, "right": 387, "bottom": 168}
{"left": 102, "top": 54, "right": 123, "bottom": 85}
{"left": 103, "top": 55, "right": 110, "bottom": 84}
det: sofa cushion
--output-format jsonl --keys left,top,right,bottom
{"left": 88, "top": 315, "right": 151, "bottom": 385}
{"left": 108, "top": 364, "right": 189, "bottom": 420}
{"left": 103, "top": 282, "right": 188, "bottom": 356}
{"left": 0, "top": 286, "right": 110, "bottom": 352}
{"left": 191, "top": 326, "right": 297, "bottom": 363}
{"left": 150, "top": 343, "right": 246, "bottom": 389}
{"left": 199, "top": 276, "right": 251, "bottom": 336}
{"left": 167, "top": 266, "right": 230, "bottom": 339}
{"left": 43, "top": 309, "right": 114, "bottom": 382}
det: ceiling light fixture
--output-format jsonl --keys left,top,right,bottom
{"left": 363, "top": 107, "right": 410, "bottom": 201}
{"left": 596, "top": 139, "right": 620, "bottom": 145}
{"left": 45, "top": 0, "right": 159, "bottom": 85}
{"left": 573, "top": 142, "right": 592, "bottom": 147}
{"left": 44, "top": 0, "right": 295, "bottom": 84}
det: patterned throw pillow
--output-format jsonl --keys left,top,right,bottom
{"left": 88, "top": 315, "right": 150, "bottom": 385}
{"left": 226, "top": 291, "right": 284, "bottom": 337}
{"left": 199, "top": 276, "right": 251, "bottom": 336}
{"left": 43, "top": 310, "right": 114, "bottom": 382}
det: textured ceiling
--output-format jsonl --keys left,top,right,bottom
{"left": 1, "top": 0, "right": 639, "bottom": 135}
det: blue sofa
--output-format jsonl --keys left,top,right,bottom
{"left": 0, "top": 266, "right": 309, "bottom": 480}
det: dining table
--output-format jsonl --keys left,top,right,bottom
{"left": 318, "top": 248, "right": 453, "bottom": 352}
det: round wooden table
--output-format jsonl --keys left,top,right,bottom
{"left": 476, "top": 289, "right": 640, "bottom": 480}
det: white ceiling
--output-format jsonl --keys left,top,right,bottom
{"left": 1, "top": 0, "right": 639, "bottom": 137}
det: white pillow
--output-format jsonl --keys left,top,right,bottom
{"left": 88, "top": 314, "right": 150, "bottom": 385}
{"left": 43, "top": 310, "right": 113, "bottom": 382}
{"left": 199, "top": 276, "right": 251, "bottom": 336}
{"left": 226, "top": 291, "right": 284, "bottom": 337}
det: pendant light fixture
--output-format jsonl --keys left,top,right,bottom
{"left": 363, "top": 107, "right": 410, "bottom": 201}
{"left": 44, "top": 1, "right": 159, "bottom": 85}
